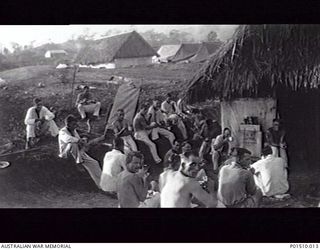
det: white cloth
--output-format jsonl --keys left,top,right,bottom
{"left": 251, "top": 155, "right": 289, "bottom": 197}
{"left": 77, "top": 102, "right": 101, "bottom": 119}
{"left": 134, "top": 130, "right": 161, "bottom": 162}
{"left": 100, "top": 149, "right": 126, "bottom": 192}
{"left": 24, "top": 106, "right": 59, "bottom": 139}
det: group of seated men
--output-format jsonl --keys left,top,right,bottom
{"left": 23, "top": 85, "right": 289, "bottom": 207}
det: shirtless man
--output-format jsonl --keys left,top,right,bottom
{"left": 160, "top": 155, "right": 217, "bottom": 208}
{"left": 112, "top": 109, "right": 137, "bottom": 154}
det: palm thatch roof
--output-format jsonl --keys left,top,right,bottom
{"left": 186, "top": 25, "right": 320, "bottom": 103}
{"left": 76, "top": 31, "right": 158, "bottom": 65}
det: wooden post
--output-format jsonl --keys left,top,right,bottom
{"left": 70, "top": 65, "right": 78, "bottom": 109}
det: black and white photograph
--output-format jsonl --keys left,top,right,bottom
{"left": 0, "top": 24, "right": 320, "bottom": 212}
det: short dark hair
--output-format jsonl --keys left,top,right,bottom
{"left": 184, "top": 150, "right": 199, "bottom": 158}
{"left": 113, "top": 137, "right": 124, "bottom": 149}
{"left": 166, "top": 93, "right": 172, "bottom": 98}
{"left": 167, "top": 153, "right": 181, "bottom": 170}
{"left": 261, "top": 146, "right": 273, "bottom": 157}
{"left": 65, "top": 114, "right": 77, "bottom": 125}
{"left": 230, "top": 147, "right": 251, "bottom": 159}
{"left": 223, "top": 127, "right": 231, "bottom": 133}
{"left": 117, "top": 108, "right": 124, "bottom": 113}
{"left": 83, "top": 85, "right": 89, "bottom": 90}
{"left": 126, "top": 151, "right": 144, "bottom": 165}
{"left": 273, "top": 118, "right": 280, "bottom": 123}
{"left": 33, "top": 98, "right": 42, "bottom": 105}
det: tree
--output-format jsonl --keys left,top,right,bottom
{"left": 206, "top": 31, "right": 218, "bottom": 42}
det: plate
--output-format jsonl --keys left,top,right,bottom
{"left": 0, "top": 161, "right": 10, "bottom": 169}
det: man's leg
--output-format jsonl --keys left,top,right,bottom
{"left": 60, "top": 143, "right": 83, "bottom": 164}
{"left": 199, "top": 141, "right": 210, "bottom": 160}
{"left": 93, "top": 102, "right": 101, "bottom": 117}
{"left": 135, "top": 131, "right": 161, "bottom": 163}
{"left": 122, "top": 135, "right": 138, "bottom": 152}
{"left": 81, "top": 152, "right": 102, "bottom": 188}
{"left": 77, "top": 104, "right": 87, "bottom": 119}
{"left": 26, "top": 125, "right": 36, "bottom": 149}
{"left": 158, "top": 128, "right": 175, "bottom": 146}
{"left": 212, "top": 151, "right": 220, "bottom": 172}
{"left": 177, "top": 119, "right": 188, "bottom": 140}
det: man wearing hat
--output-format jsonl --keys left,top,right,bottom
{"left": 24, "top": 98, "right": 59, "bottom": 149}
{"left": 75, "top": 85, "right": 101, "bottom": 120}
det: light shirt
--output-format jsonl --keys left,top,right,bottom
{"left": 100, "top": 149, "right": 127, "bottom": 192}
{"left": 161, "top": 100, "right": 177, "bottom": 115}
{"left": 58, "top": 126, "right": 80, "bottom": 158}
{"left": 251, "top": 155, "right": 289, "bottom": 197}
{"left": 24, "top": 106, "right": 55, "bottom": 125}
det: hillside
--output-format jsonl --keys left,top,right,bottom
{"left": 0, "top": 63, "right": 202, "bottom": 146}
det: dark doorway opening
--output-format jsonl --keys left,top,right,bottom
{"left": 277, "top": 88, "right": 320, "bottom": 169}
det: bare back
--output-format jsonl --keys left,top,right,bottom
{"left": 160, "top": 171, "right": 216, "bottom": 208}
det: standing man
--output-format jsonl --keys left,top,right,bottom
{"left": 24, "top": 98, "right": 59, "bottom": 149}
{"left": 100, "top": 137, "right": 127, "bottom": 196}
{"left": 212, "top": 128, "right": 232, "bottom": 173}
{"left": 161, "top": 93, "right": 188, "bottom": 140}
{"left": 112, "top": 109, "right": 137, "bottom": 154}
{"left": 266, "top": 119, "right": 288, "bottom": 164}
{"left": 58, "top": 115, "right": 102, "bottom": 188}
{"left": 133, "top": 103, "right": 162, "bottom": 164}
{"left": 76, "top": 85, "right": 101, "bottom": 132}
{"left": 117, "top": 151, "right": 149, "bottom": 208}
{"left": 160, "top": 155, "right": 217, "bottom": 208}
{"left": 218, "top": 147, "right": 262, "bottom": 208}
{"left": 251, "top": 146, "right": 289, "bottom": 197}
{"left": 147, "top": 99, "right": 175, "bottom": 146}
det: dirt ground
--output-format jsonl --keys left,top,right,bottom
{"left": 0, "top": 64, "right": 319, "bottom": 208}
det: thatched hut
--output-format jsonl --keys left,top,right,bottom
{"left": 185, "top": 25, "right": 320, "bottom": 163}
{"left": 76, "top": 31, "right": 158, "bottom": 69}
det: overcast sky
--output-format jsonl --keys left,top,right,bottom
{"left": 0, "top": 25, "right": 238, "bottom": 49}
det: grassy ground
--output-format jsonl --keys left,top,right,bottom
{"left": 0, "top": 63, "right": 319, "bottom": 208}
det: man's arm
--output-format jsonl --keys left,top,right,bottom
{"left": 245, "top": 171, "right": 257, "bottom": 196}
{"left": 59, "top": 130, "right": 80, "bottom": 144}
{"left": 190, "top": 180, "right": 218, "bottom": 208}
{"left": 131, "top": 175, "right": 148, "bottom": 202}
{"left": 213, "top": 135, "right": 227, "bottom": 151}
{"left": 42, "top": 106, "right": 55, "bottom": 121}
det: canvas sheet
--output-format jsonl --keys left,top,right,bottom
{"left": 106, "top": 83, "right": 140, "bottom": 129}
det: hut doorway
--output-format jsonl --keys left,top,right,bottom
{"left": 277, "top": 89, "right": 320, "bottom": 168}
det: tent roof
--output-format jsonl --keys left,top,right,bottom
{"left": 190, "top": 42, "right": 222, "bottom": 63}
{"left": 186, "top": 25, "right": 320, "bottom": 103}
{"left": 170, "top": 43, "right": 201, "bottom": 62}
{"left": 76, "top": 31, "right": 158, "bottom": 64}
{"left": 157, "top": 45, "right": 181, "bottom": 60}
